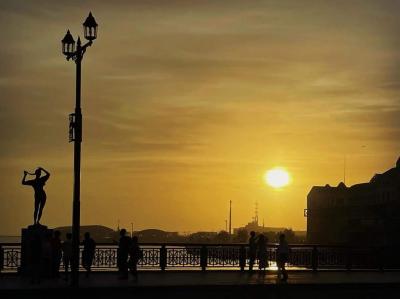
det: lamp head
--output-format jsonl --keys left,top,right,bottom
{"left": 61, "top": 30, "right": 75, "bottom": 56}
{"left": 83, "top": 12, "right": 98, "bottom": 41}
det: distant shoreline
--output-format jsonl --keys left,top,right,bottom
{"left": 0, "top": 236, "right": 21, "bottom": 243}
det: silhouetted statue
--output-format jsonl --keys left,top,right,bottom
{"left": 51, "top": 230, "right": 62, "bottom": 278}
{"left": 82, "top": 232, "right": 96, "bottom": 277}
{"left": 248, "top": 231, "right": 257, "bottom": 272}
{"left": 277, "top": 233, "right": 290, "bottom": 282}
{"left": 22, "top": 167, "right": 50, "bottom": 225}
{"left": 129, "top": 236, "right": 142, "bottom": 281}
{"left": 117, "top": 229, "right": 131, "bottom": 279}
{"left": 62, "top": 233, "right": 72, "bottom": 281}
{"left": 257, "top": 234, "right": 268, "bottom": 272}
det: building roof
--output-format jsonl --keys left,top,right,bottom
{"left": 348, "top": 183, "right": 370, "bottom": 192}
{"left": 308, "top": 157, "right": 400, "bottom": 199}
{"left": 308, "top": 183, "right": 346, "bottom": 195}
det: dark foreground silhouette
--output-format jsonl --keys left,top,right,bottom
{"left": 2, "top": 271, "right": 400, "bottom": 299}
{"left": 118, "top": 229, "right": 141, "bottom": 281}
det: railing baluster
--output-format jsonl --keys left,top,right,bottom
{"left": 346, "top": 247, "right": 352, "bottom": 271}
{"left": 200, "top": 245, "right": 207, "bottom": 271}
{"left": 378, "top": 246, "right": 384, "bottom": 272}
{"left": 312, "top": 246, "right": 318, "bottom": 271}
{"left": 239, "top": 245, "right": 246, "bottom": 272}
{"left": 0, "top": 244, "right": 3, "bottom": 275}
{"left": 160, "top": 245, "right": 167, "bottom": 271}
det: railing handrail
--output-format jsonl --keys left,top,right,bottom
{"left": 0, "top": 242, "right": 388, "bottom": 249}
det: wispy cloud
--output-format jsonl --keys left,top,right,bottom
{"left": 1, "top": 0, "right": 400, "bottom": 234}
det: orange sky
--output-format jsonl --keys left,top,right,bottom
{"left": 1, "top": 0, "right": 400, "bottom": 235}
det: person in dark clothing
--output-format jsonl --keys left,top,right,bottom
{"left": 129, "top": 236, "right": 141, "bottom": 281}
{"left": 51, "top": 230, "right": 62, "bottom": 278}
{"left": 82, "top": 232, "right": 96, "bottom": 277}
{"left": 117, "top": 229, "right": 131, "bottom": 279}
{"left": 22, "top": 167, "right": 50, "bottom": 225}
{"left": 277, "top": 233, "right": 290, "bottom": 282}
{"left": 62, "top": 233, "right": 72, "bottom": 281}
{"left": 257, "top": 234, "right": 268, "bottom": 272}
{"left": 248, "top": 231, "right": 257, "bottom": 272}
{"left": 30, "top": 234, "right": 42, "bottom": 284}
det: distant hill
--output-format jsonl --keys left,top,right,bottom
{"left": 54, "top": 225, "right": 118, "bottom": 243}
{"left": 261, "top": 227, "right": 287, "bottom": 232}
{"left": 0, "top": 236, "right": 20, "bottom": 243}
{"left": 11, "top": 225, "right": 307, "bottom": 244}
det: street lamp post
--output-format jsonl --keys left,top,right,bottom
{"left": 61, "top": 12, "right": 98, "bottom": 287}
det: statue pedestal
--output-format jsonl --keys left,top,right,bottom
{"left": 20, "top": 225, "right": 53, "bottom": 276}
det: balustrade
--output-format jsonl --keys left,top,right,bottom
{"left": 0, "top": 243, "right": 390, "bottom": 273}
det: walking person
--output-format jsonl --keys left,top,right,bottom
{"left": 248, "top": 231, "right": 257, "bottom": 272}
{"left": 277, "top": 233, "right": 290, "bottom": 282}
{"left": 257, "top": 234, "right": 268, "bottom": 273}
{"left": 51, "top": 230, "right": 62, "bottom": 278}
{"left": 82, "top": 232, "right": 96, "bottom": 277}
{"left": 22, "top": 167, "right": 50, "bottom": 225}
{"left": 129, "top": 236, "right": 141, "bottom": 281}
{"left": 117, "top": 229, "right": 131, "bottom": 279}
{"left": 62, "top": 233, "right": 73, "bottom": 281}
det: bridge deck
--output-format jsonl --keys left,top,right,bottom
{"left": 2, "top": 271, "right": 400, "bottom": 298}
{"left": 2, "top": 270, "right": 400, "bottom": 288}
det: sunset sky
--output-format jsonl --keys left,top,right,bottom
{"left": 1, "top": 0, "right": 400, "bottom": 235}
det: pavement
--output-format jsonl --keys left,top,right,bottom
{"left": 1, "top": 271, "right": 400, "bottom": 298}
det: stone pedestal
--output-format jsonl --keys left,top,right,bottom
{"left": 20, "top": 224, "right": 53, "bottom": 276}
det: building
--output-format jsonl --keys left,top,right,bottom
{"left": 307, "top": 158, "right": 400, "bottom": 246}
{"left": 233, "top": 218, "right": 267, "bottom": 234}
{"left": 233, "top": 203, "right": 286, "bottom": 234}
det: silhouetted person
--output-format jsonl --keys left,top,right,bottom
{"left": 30, "top": 233, "right": 42, "bottom": 284}
{"left": 82, "top": 232, "right": 96, "bottom": 277}
{"left": 277, "top": 233, "right": 290, "bottom": 282}
{"left": 257, "top": 234, "right": 268, "bottom": 272}
{"left": 248, "top": 231, "right": 257, "bottom": 272}
{"left": 62, "top": 233, "right": 72, "bottom": 281}
{"left": 51, "top": 230, "right": 62, "bottom": 278}
{"left": 129, "top": 236, "right": 141, "bottom": 281}
{"left": 22, "top": 167, "right": 50, "bottom": 225}
{"left": 117, "top": 229, "right": 131, "bottom": 279}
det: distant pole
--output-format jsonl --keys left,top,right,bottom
{"left": 131, "top": 222, "right": 134, "bottom": 237}
{"left": 255, "top": 201, "right": 259, "bottom": 225}
{"left": 344, "top": 155, "right": 346, "bottom": 185}
{"left": 230, "top": 200, "right": 232, "bottom": 234}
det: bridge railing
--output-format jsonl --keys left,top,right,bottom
{"left": 0, "top": 243, "right": 388, "bottom": 273}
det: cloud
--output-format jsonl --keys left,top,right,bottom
{"left": 1, "top": 0, "right": 400, "bottom": 234}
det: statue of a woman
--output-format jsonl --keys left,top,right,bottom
{"left": 22, "top": 167, "right": 50, "bottom": 225}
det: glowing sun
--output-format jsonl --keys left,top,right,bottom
{"left": 265, "top": 168, "right": 291, "bottom": 188}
